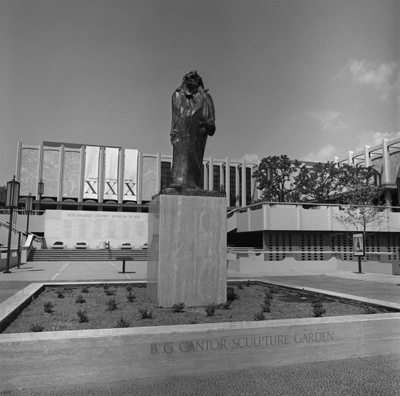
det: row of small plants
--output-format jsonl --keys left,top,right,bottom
{"left": 28, "top": 281, "right": 382, "bottom": 332}
{"left": 30, "top": 284, "right": 150, "bottom": 332}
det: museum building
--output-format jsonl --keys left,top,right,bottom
{"left": 3, "top": 137, "right": 400, "bottom": 276}
{"left": 13, "top": 141, "right": 259, "bottom": 212}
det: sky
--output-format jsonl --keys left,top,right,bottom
{"left": 1, "top": 0, "right": 399, "bottom": 186}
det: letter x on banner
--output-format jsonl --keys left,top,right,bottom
{"left": 124, "top": 149, "right": 138, "bottom": 201}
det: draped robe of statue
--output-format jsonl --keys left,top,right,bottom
{"left": 170, "top": 85, "right": 216, "bottom": 189}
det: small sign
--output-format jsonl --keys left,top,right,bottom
{"left": 353, "top": 233, "right": 364, "bottom": 256}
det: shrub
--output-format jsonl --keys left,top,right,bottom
{"left": 77, "top": 309, "right": 89, "bottom": 323}
{"left": 172, "top": 302, "right": 185, "bottom": 313}
{"left": 364, "top": 306, "right": 379, "bottom": 314}
{"left": 264, "top": 288, "right": 273, "bottom": 301}
{"left": 81, "top": 286, "right": 89, "bottom": 293}
{"left": 104, "top": 288, "right": 116, "bottom": 296}
{"left": 116, "top": 316, "right": 130, "bottom": 328}
{"left": 227, "top": 287, "right": 239, "bottom": 302}
{"left": 189, "top": 318, "right": 198, "bottom": 324}
{"left": 260, "top": 302, "right": 271, "bottom": 313}
{"left": 219, "top": 300, "right": 232, "bottom": 310}
{"left": 237, "top": 283, "right": 244, "bottom": 290}
{"left": 57, "top": 290, "right": 65, "bottom": 299}
{"left": 205, "top": 303, "right": 217, "bottom": 317}
{"left": 103, "top": 283, "right": 109, "bottom": 290}
{"left": 254, "top": 311, "right": 265, "bottom": 321}
{"left": 75, "top": 294, "right": 86, "bottom": 304}
{"left": 245, "top": 279, "right": 252, "bottom": 287}
{"left": 126, "top": 291, "right": 136, "bottom": 302}
{"left": 43, "top": 301, "right": 54, "bottom": 313}
{"left": 106, "top": 298, "right": 118, "bottom": 311}
{"left": 126, "top": 284, "right": 133, "bottom": 292}
{"left": 312, "top": 298, "right": 326, "bottom": 317}
{"left": 30, "top": 323, "right": 45, "bottom": 332}
{"left": 138, "top": 308, "right": 154, "bottom": 319}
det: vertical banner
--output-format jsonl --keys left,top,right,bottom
{"left": 123, "top": 149, "right": 138, "bottom": 201}
{"left": 104, "top": 148, "right": 119, "bottom": 201}
{"left": 353, "top": 233, "right": 364, "bottom": 256}
{"left": 84, "top": 146, "right": 100, "bottom": 199}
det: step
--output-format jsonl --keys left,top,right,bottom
{"left": 28, "top": 249, "right": 148, "bottom": 262}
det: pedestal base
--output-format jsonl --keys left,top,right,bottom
{"left": 147, "top": 194, "right": 227, "bottom": 307}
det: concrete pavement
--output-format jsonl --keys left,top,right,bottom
{"left": 1, "top": 261, "right": 400, "bottom": 395}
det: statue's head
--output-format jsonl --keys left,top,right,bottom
{"left": 181, "top": 70, "right": 204, "bottom": 94}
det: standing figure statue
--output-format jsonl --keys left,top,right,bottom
{"left": 170, "top": 71, "right": 216, "bottom": 190}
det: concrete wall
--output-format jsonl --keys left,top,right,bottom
{"left": 44, "top": 210, "right": 148, "bottom": 249}
{"left": 236, "top": 204, "right": 400, "bottom": 233}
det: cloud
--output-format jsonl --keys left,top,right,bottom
{"left": 309, "top": 110, "right": 348, "bottom": 132}
{"left": 300, "top": 144, "right": 337, "bottom": 162}
{"left": 354, "top": 130, "right": 400, "bottom": 151}
{"left": 339, "top": 59, "right": 399, "bottom": 101}
{"left": 242, "top": 154, "right": 259, "bottom": 163}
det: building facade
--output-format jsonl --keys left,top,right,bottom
{"left": 14, "top": 141, "right": 259, "bottom": 212}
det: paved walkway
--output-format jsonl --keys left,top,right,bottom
{"left": 1, "top": 261, "right": 400, "bottom": 395}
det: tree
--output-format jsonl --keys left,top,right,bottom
{"left": 294, "top": 162, "right": 343, "bottom": 203}
{"left": 252, "top": 155, "right": 301, "bottom": 202}
{"left": 333, "top": 164, "right": 387, "bottom": 273}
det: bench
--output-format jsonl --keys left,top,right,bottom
{"left": 116, "top": 256, "right": 134, "bottom": 273}
{"left": 51, "top": 245, "right": 66, "bottom": 249}
{"left": 74, "top": 244, "right": 88, "bottom": 249}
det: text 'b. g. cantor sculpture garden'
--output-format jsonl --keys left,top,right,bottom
{"left": 147, "top": 71, "right": 227, "bottom": 307}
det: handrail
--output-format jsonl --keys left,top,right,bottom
{"left": 227, "top": 248, "right": 395, "bottom": 256}
{"left": 0, "top": 217, "right": 43, "bottom": 242}
{"left": 227, "top": 201, "right": 395, "bottom": 216}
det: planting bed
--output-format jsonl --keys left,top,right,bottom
{"left": 2, "top": 281, "right": 391, "bottom": 334}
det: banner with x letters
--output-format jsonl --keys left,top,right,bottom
{"left": 123, "top": 148, "right": 138, "bottom": 202}
{"left": 104, "top": 147, "right": 119, "bottom": 201}
{"left": 83, "top": 146, "right": 100, "bottom": 199}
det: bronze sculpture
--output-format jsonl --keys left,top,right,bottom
{"left": 169, "top": 71, "right": 216, "bottom": 190}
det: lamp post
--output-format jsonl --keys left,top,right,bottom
{"left": 25, "top": 193, "right": 34, "bottom": 236}
{"left": 4, "top": 176, "right": 20, "bottom": 273}
{"left": 37, "top": 179, "right": 44, "bottom": 212}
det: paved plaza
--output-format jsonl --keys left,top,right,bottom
{"left": 1, "top": 261, "right": 400, "bottom": 395}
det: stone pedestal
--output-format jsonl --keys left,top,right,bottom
{"left": 147, "top": 194, "right": 227, "bottom": 307}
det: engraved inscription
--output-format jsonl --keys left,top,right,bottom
{"left": 150, "top": 331, "right": 334, "bottom": 355}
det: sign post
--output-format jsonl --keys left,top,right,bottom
{"left": 353, "top": 233, "right": 364, "bottom": 274}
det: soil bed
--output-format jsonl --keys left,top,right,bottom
{"left": 2, "top": 282, "right": 392, "bottom": 334}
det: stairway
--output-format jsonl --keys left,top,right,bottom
{"left": 28, "top": 248, "right": 148, "bottom": 262}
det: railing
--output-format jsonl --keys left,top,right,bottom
{"left": 227, "top": 200, "right": 397, "bottom": 217}
{"left": 0, "top": 216, "right": 43, "bottom": 249}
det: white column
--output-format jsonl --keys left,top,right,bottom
{"left": 118, "top": 148, "right": 124, "bottom": 204}
{"left": 348, "top": 151, "right": 354, "bottom": 165}
{"left": 98, "top": 147, "right": 105, "bottom": 203}
{"left": 15, "top": 141, "right": 22, "bottom": 181}
{"left": 78, "top": 147, "right": 85, "bottom": 203}
{"left": 364, "top": 146, "right": 371, "bottom": 167}
{"left": 225, "top": 157, "right": 230, "bottom": 207}
{"left": 137, "top": 151, "right": 143, "bottom": 204}
{"left": 208, "top": 156, "right": 214, "bottom": 191}
{"left": 156, "top": 152, "right": 161, "bottom": 194}
{"left": 58, "top": 144, "right": 65, "bottom": 201}
{"left": 235, "top": 165, "right": 240, "bottom": 207}
{"left": 241, "top": 158, "right": 246, "bottom": 207}
{"left": 203, "top": 161, "right": 208, "bottom": 190}
{"left": 382, "top": 139, "right": 391, "bottom": 184}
